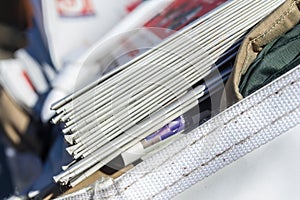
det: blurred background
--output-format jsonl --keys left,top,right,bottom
{"left": 1, "top": 0, "right": 299, "bottom": 199}
{"left": 176, "top": 125, "right": 300, "bottom": 200}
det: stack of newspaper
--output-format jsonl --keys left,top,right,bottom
{"left": 50, "top": 0, "right": 281, "bottom": 187}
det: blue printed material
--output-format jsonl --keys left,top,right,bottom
{"left": 142, "top": 116, "right": 185, "bottom": 148}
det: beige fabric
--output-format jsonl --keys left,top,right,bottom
{"left": 0, "top": 87, "right": 29, "bottom": 146}
{"left": 222, "top": 0, "right": 300, "bottom": 108}
{"left": 0, "top": 23, "right": 42, "bottom": 153}
{"left": 0, "top": 87, "right": 42, "bottom": 153}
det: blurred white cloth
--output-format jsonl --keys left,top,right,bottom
{"left": 175, "top": 124, "right": 300, "bottom": 200}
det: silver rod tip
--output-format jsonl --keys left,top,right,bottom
{"left": 64, "top": 135, "right": 75, "bottom": 145}
{"left": 66, "top": 143, "right": 82, "bottom": 155}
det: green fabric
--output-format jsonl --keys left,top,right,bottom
{"left": 239, "top": 23, "right": 300, "bottom": 97}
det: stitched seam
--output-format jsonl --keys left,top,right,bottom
{"left": 108, "top": 78, "right": 299, "bottom": 198}
{"left": 253, "top": 1, "right": 298, "bottom": 44}
{"left": 101, "top": 70, "right": 300, "bottom": 198}
{"left": 152, "top": 103, "right": 300, "bottom": 199}
{"left": 238, "top": 1, "right": 298, "bottom": 96}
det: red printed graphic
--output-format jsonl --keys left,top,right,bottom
{"left": 56, "top": 0, "right": 95, "bottom": 17}
{"left": 22, "top": 71, "right": 36, "bottom": 92}
{"left": 126, "top": 0, "right": 143, "bottom": 12}
{"left": 144, "top": 0, "right": 227, "bottom": 38}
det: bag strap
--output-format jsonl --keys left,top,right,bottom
{"left": 223, "top": 0, "right": 300, "bottom": 107}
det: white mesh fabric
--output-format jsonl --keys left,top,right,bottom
{"left": 56, "top": 64, "right": 300, "bottom": 199}
{"left": 89, "top": 65, "right": 300, "bottom": 199}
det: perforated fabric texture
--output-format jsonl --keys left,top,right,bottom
{"left": 56, "top": 64, "right": 300, "bottom": 200}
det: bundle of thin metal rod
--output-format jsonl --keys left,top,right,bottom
{"left": 51, "top": 0, "right": 284, "bottom": 187}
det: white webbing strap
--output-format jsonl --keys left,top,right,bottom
{"left": 57, "top": 65, "right": 300, "bottom": 199}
